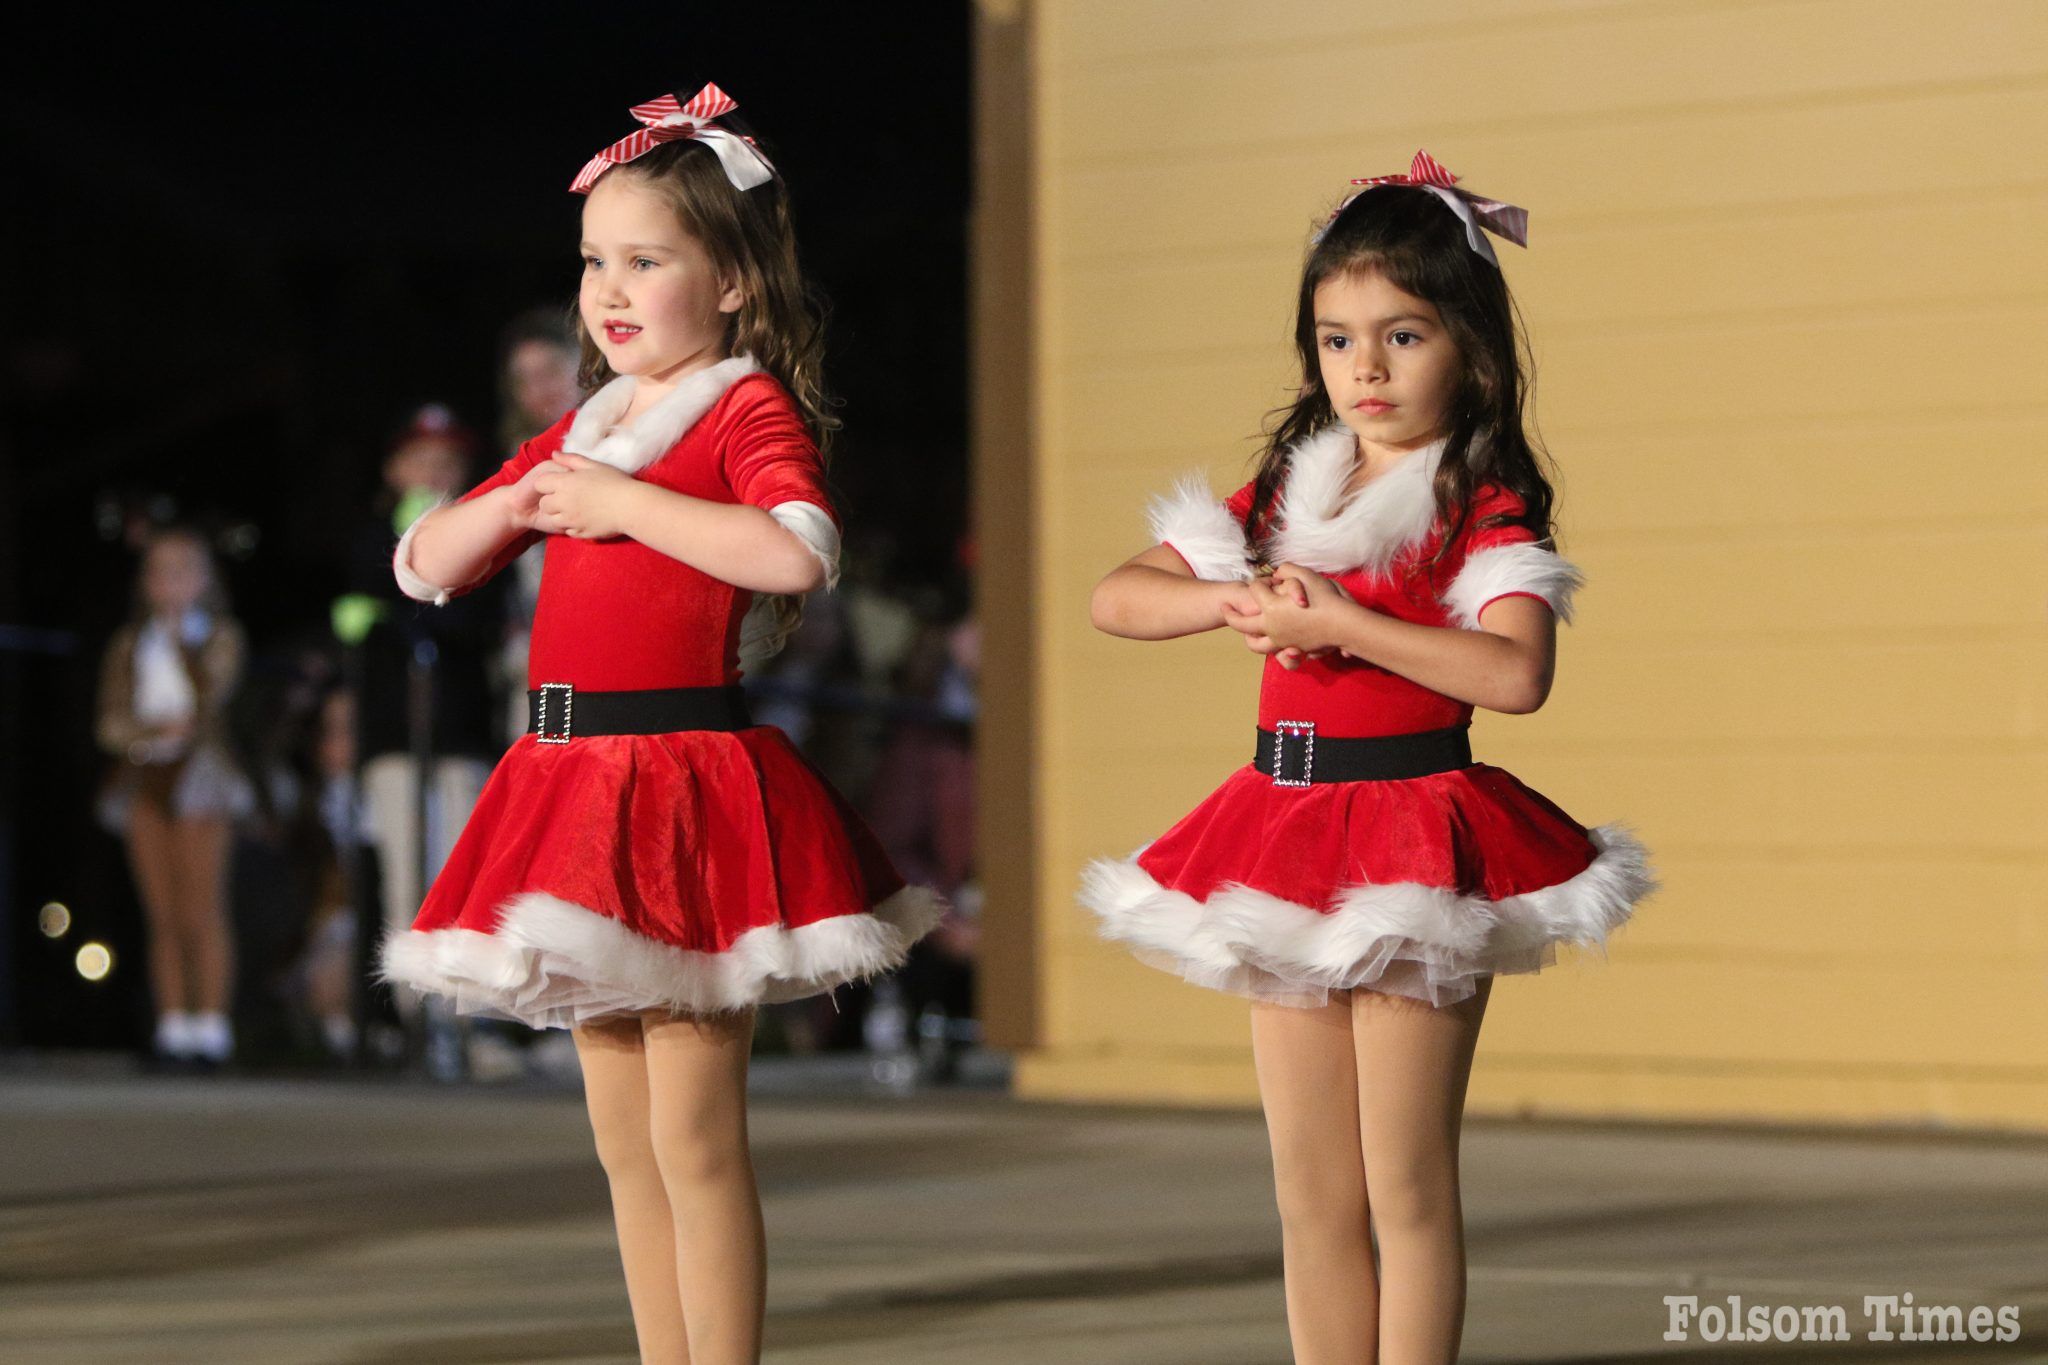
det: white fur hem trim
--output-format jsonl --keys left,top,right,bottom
{"left": 392, "top": 498, "right": 453, "bottom": 605}
{"left": 562, "top": 354, "right": 763, "bottom": 474}
{"left": 1444, "top": 542, "right": 1584, "bottom": 630}
{"left": 378, "top": 886, "right": 946, "bottom": 1028}
{"left": 1146, "top": 475, "right": 1253, "bottom": 582}
{"left": 768, "top": 501, "right": 841, "bottom": 590}
{"left": 1080, "top": 823, "right": 1657, "bottom": 1009}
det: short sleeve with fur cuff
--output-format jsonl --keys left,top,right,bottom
{"left": 720, "top": 380, "right": 841, "bottom": 590}
{"left": 1146, "top": 476, "right": 1256, "bottom": 582}
{"left": 1440, "top": 483, "right": 1584, "bottom": 630}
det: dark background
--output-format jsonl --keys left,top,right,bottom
{"left": 0, "top": 3, "right": 973, "bottom": 1046}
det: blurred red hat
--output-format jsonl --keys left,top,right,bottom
{"left": 390, "top": 402, "right": 479, "bottom": 457}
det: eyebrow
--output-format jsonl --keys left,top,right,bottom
{"left": 578, "top": 242, "right": 678, "bottom": 253}
{"left": 1315, "top": 313, "right": 1435, "bottom": 329}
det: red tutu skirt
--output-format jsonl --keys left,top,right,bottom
{"left": 1081, "top": 761, "right": 1656, "bottom": 1008}
{"left": 380, "top": 727, "right": 942, "bottom": 1028}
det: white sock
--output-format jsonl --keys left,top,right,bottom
{"left": 187, "top": 1011, "right": 234, "bottom": 1062}
{"left": 321, "top": 1015, "right": 356, "bottom": 1057}
{"left": 155, "top": 1011, "right": 196, "bottom": 1057}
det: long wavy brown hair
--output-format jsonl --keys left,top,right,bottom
{"left": 1246, "top": 183, "right": 1560, "bottom": 585}
{"left": 573, "top": 121, "right": 837, "bottom": 648}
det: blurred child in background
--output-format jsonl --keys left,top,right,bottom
{"left": 96, "top": 526, "right": 252, "bottom": 1068}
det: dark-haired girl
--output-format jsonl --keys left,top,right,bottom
{"left": 378, "top": 87, "right": 941, "bottom": 1364}
{"left": 1083, "top": 152, "right": 1658, "bottom": 1363}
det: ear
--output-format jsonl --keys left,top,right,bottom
{"left": 717, "top": 276, "right": 745, "bottom": 315}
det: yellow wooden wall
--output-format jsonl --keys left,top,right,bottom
{"left": 973, "top": 0, "right": 2048, "bottom": 1128}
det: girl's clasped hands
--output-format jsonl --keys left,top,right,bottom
{"left": 507, "top": 452, "right": 637, "bottom": 540}
{"left": 1222, "top": 563, "right": 1360, "bottom": 670}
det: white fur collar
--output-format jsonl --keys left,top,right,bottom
{"left": 561, "top": 354, "right": 763, "bottom": 473}
{"left": 1270, "top": 425, "right": 1450, "bottom": 576}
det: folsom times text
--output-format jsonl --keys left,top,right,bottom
{"left": 1664, "top": 1294, "right": 2021, "bottom": 1344}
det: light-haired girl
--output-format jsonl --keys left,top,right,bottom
{"left": 96, "top": 525, "right": 251, "bottom": 1069}
{"left": 380, "top": 86, "right": 940, "bottom": 1364}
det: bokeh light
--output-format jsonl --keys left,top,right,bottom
{"left": 75, "top": 943, "right": 113, "bottom": 982}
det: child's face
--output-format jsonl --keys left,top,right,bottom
{"left": 384, "top": 437, "right": 466, "bottom": 496}
{"left": 579, "top": 174, "right": 743, "bottom": 389}
{"left": 1312, "top": 267, "right": 1463, "bottom": 455}
{"left": 143, "top": 537, "right": 209, "bottom": 615}
{"left": 507, "top": 339, "right": 582, "bottom": 427}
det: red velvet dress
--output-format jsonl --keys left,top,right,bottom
{"left": 1081, "top": 425, "right": 1658, "bottom": 1008}
{"left": 380, "top": 357, "right": 940, "bottom": 1027}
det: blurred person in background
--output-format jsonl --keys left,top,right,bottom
{"left": 225, "top": 636, "right": 362, "bottom": 1065}
{"left": 335, "top": 404, "right": 506, "bottom": 1068}
{"left": 861, "top": 604, "right": 979, "bottom": 1083}
{"left": 95, "top": 525, "right": 253, "bottom": 1069}
{"left": 499, "top": 306, "right": 586, "bottom": 451}
{"left": 493, "top": 308, "right": 584, "bottom": 743}
{"left": 290, "top": 684, "right": 367, "bottom": 1061}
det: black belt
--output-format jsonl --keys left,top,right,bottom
{"left": 1255, "top": 722, "right": 1473, "bottom": 785}
{"left": 527, "top": 684, "right": 754, "bottom": 743}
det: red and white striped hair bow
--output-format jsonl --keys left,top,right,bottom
{"left": 569, "top": 85, "right": 777, "bottom": 195}
{"left": 1319, "top": 149, "right": 1528, "bottom": 267}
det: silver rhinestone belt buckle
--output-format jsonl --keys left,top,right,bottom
{"left": 536, "top": 682, "right": 575, "bottom": 744}
{"left": 1273, "top": 719, "right": 1316, "bottom": 787}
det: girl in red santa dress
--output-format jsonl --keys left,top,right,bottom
{"left": 1083, "top": 153, "right": 1659, "bottom": 1365}
{"left": 379, "top": 86, "right": 942, "bottom": 1364}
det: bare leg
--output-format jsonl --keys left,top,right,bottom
{"left": 1353, "top": 977, "right": 1492, "bottom": 1365}
{"left": 172, "top": 815, "right": 234, "bottom": 1015}
{"left": 643, "top": 1009, "right": 764, "bottom": 1365}
{"left": 125, "top": 800, "right": 190, "bottom": 1017}
{"left": 575, "top": 1015, "right": 690, "bottom": 1364}
{"left": 1251, "top": 997, "right": 1379, "bottom": 1365}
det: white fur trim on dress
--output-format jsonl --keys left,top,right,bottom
{"left": 562, "top": 354, "right": 764, "bottom": 474}
{"left": 1269, "top": 425, "right": 1449, "bottom": 577}
{"left": 768, "top": 501, "right": 842, "bottom": 590}
{"left": 1443, "top": 541, "right": 1585, "bottom": 630}
{"left": 392, "top": 497, "right": 453, "bottom": 605}
{"left": 379, "top": 885, "right": 947, "bottom": 1029}
{"left": 1080, "top": 823, "right": 1657, "bottom": 1010}
{"left": 1146, "top": 475, "right": 1254, "bottom": 582}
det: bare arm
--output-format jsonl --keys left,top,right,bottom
{"left": 616, "top": 484, "right": 826, "bottom": 594}
{"left": 1237, "top": 566, "right": 1556, "bottom": 714}
{"left": 1089, "top": 544, "right": 1259, "bottom": 640}
{"left": 532, "top": 453, "right": 826, "bottom": 594}
{"left": 1329, "top": 593, "right": 1555, "bottom": 714}
{"left": 405, "top": 480, "right": 537, "bottom": 596}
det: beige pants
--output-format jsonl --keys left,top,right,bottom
{"left": 361, "top": 753, "right": 491, "bottom": 942}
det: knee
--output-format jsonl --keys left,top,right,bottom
{"left": 1270, "top": 1149, "right": 1369, "bottom": 1238}
{"left": 1364, "top": 1154, "right": 1459, "bottom": 1235}
{"left": 586, "top": 1110, "right": 661, "bottom": 1184}
{"left": 649, "top": 1107, "right": 750, "bottom": 1190}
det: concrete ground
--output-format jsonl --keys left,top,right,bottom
{"left": 2, "top": 1053, "right": 2045, "bottom": 1364}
